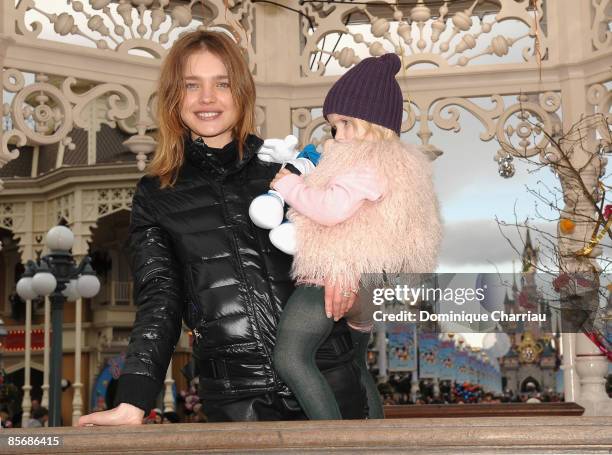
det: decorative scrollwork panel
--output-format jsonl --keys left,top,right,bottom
{"left": 292, "top": 91, "right": 562, "bottom": 178}
{"left": 0, "top": 202, "right": 26, "bottom": 232}
{"left": 299, "top": 0, "right": 548, "bottom": 77}
{"left": 432, "top": 92, "right": 562, "bottom": 164}
{"left": 586, "top": 82, "right": 612, "bottom": 151}
{"left": 2, "top": 68, "right": 138, "bottom": 168}
{"left": 15, "top": 0, "right": 255, "bottom": 68}
{"left": 49, "top": 193, "right": 75, "bottom": 225}
{"left": 96, "top": 187, "right": 135, "bottom": 217}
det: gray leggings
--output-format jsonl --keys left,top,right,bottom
{"left": 273, "top": 285, "right": 384, "bottom": 420}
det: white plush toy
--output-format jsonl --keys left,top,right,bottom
{"left": 250, "top": 135, "right": 320, "bottom": 255}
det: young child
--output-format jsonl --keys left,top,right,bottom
{"left": 270, "top": 53, "right": 442, "bottom": 419}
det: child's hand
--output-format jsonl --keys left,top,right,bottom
{"left": 270, "top": 168, "right": 292, "bottom": 189}
{"left": 324, "top": 278, "right": 358, "bottom": 321}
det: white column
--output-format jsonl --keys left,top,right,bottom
{"left": 70, "top": 190, "right": 91, "bottom": 421}
{"left": 575, "top": 333, "right": 612, "bottom": 416}
{"left": 20, "top": 299, "right": 32, "bottom": 426}
{"left": 71, "top": 297, "right": 83, "bottom": 425}
{"left": 375, "top": 320, "right": 387, "bottom": 381}
{"left": 553, "top": 0, "right": 607, "bottom": 408}
{"left": 41, "top": 297, "right": 50, "bottom": 408}
{"left": 561, "top": 332, "right": 578, "bottom": 402}
{"left": 162, "top": 358, "right": 175, "bottom": 413}
{"left": 555, "top": 150, "right": 606, "bottom": 405}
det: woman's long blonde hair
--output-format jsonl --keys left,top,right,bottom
{"left": 149, "top": 30, "right": 256, "bottom": 188}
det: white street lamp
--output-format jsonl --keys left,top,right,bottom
{"left": 77, "top": 266, "right": 101, "bottom": 299}
{"left": 15, "top": 224, "right": 100, "bottom": 427}
{"left": 46, "top": 225, "right": 75, "bottom": 251}
{"left": 62, "top": 279, "right": 79, "bottom": 301}
{"left": 16, "top": 275, "right": 37, "bottom": 301}
{"left": 31, "top": 265, "right": 57, "bottom": 296}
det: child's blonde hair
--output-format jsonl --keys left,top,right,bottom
{"left": 352, "top": 118, "right": 399, "bottom": 141}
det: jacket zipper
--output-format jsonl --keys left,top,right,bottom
{"left": 217, "top": 180, "right": 280, "bottom": 387}
{"left": 186, "top": 264, "right": 205, "bottom": 341}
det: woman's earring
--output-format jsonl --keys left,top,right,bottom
{"left": 330, "top": 126, "right": 337, "bottom": 139}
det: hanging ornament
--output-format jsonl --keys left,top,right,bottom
{"left": 497, "top": 153, "right": 515, "bottom": 178}
{"left": 559, "top": 218, "right": 576, "bottom": 234}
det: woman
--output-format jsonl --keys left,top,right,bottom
{"left": 78, "top": 30, "right": 365, "bottom": 425}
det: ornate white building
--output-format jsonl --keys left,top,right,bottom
{"left": 0, "top": 0, "right": 610, "bottom": 425}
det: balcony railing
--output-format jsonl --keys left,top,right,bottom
{"left": 94, "top": 281, "right": 133, "bottom": 306}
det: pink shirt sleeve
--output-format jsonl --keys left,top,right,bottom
{"left": 272, "top": 167, "right": 386, "bottom": 226}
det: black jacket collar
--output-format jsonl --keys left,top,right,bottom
{"left": 184, "top": 134, "right": 264, "bottom": 178}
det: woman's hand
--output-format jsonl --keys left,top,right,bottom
{"left": 270, "top": 168, "right": 292, "bottom": 189}
{"left": 324, "top": 278, "right": 358, "bottom": 321}
{"left": 77, "top": 403, "right": 145, "bottom": 427}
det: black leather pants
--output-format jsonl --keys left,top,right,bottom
{"left": 199, "top": 327, "right": 367, "bottom": 422}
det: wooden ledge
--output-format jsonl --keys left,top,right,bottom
{"left": 384, "top": 402, "right": 585, "bottom": 418}
{"left": 1, "top": 416, "right": 610, "bottom": 454}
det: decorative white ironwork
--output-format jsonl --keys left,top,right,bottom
{"left": 2, "top": 68, "right": 27, "bottom": 189}
{"left": 291, "top": 107, "right": 330, "bottom": 148}
{"left": 0, "top": 204, "right": 13, "bottom": 230}
{"left": 586, "top": 83, "right": 612, "bottom": 152}
{"left": 292, "top": 92, "right": 562, "bottom": 168}
{"left": 587, "top": 83, "right": 612, "bottom": 117}
{"left": 0, "top": 202, "right": 25, "bottom": 231}
{"left": 96, "top": 187, "right": 135, "bottom": 217}
{"left": 292, "top": 102, "right": 417, "bottom": 148}
{"left": 2, "top": 68, "right": 137, "bottom": 169}
{"left": 432, "top": 92, "right": 562, "bottom": 162}
{"left": 299, "top": 0, "right": 547, "bottom": 77}
{"left": 50, "top": 193, "right": 74, "bottom": 224}
{"left": 591, "top": 0, "right": 612, "bottom": 51}
{"left": 15, "top": 0, "right": 255, "bottom": 65}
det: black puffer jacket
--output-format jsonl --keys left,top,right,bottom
{"left": 115, "top": 135, "right": 365, "bottom": 417}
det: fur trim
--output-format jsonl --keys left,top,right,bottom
{"left": 288, "top": 139, "right": 442, "bottom": 288}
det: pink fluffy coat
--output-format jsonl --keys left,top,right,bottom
{"left": 288, "top": 139, "right": 442, "bottom": 288}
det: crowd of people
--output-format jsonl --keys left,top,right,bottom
{"left": 150, "top": 375, "right": 569, "bottom": 424}
{"left": 0, "top": 398, "right": 48, "bottom": 429}
{"left": 376, "top": 377, "right": 565, "bottom": 406}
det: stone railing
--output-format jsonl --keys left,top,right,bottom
{"left": 0, "top": 416, "right": 609, "bottom": 454}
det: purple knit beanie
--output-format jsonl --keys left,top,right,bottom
{"left": 323, "top": 53, "right": 403, "bottom": 136}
